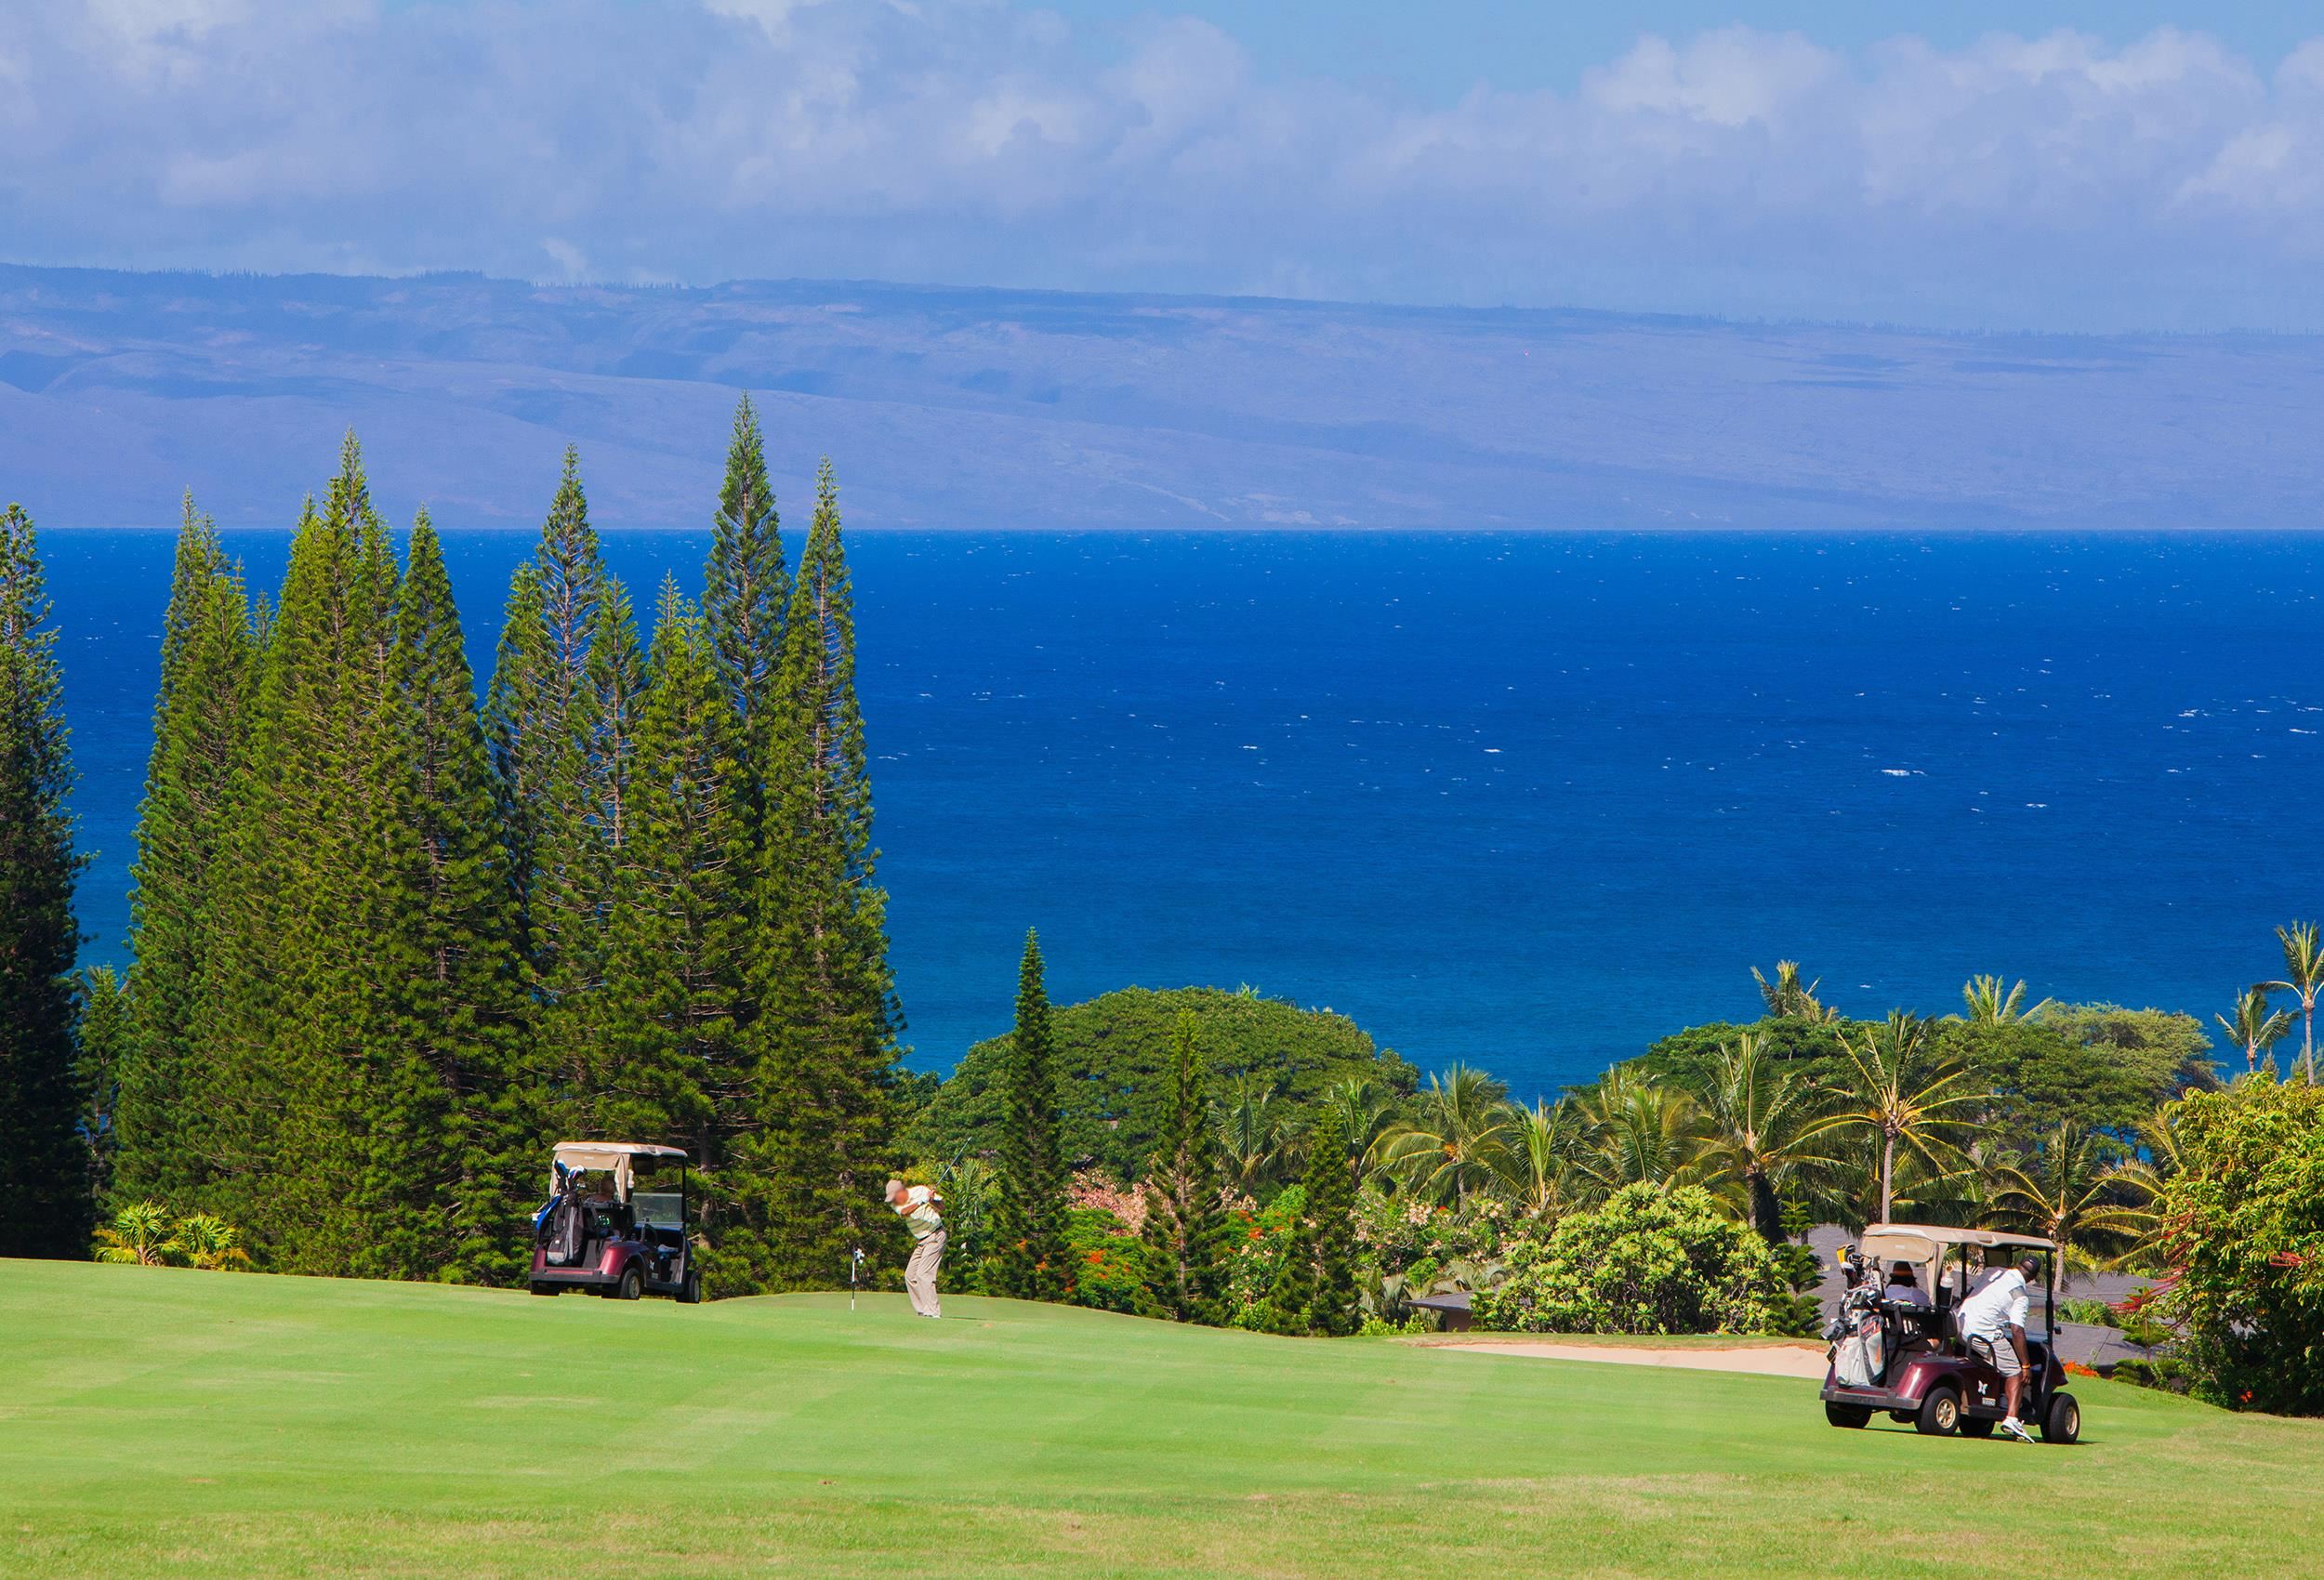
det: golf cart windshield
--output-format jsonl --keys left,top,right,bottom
{"left": 632, "top": 1191, "right": 684, "bottom": 1231}
{"left": 629, "top": 1153, "right": 687, "bottom": 1232}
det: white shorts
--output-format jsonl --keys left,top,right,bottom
{"left": 1970, "top": 1332, "right": 2021, "bottom": 1376}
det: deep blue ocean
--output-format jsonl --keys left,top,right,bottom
{"left": 43, "top": 530, "right": 2324, "bottom": 1098}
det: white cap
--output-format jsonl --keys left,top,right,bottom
{"left": 884, "top": 1178, "right": 905, "bottom": 1195}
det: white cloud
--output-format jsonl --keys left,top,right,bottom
{"left": 3, "top": 2, "right": 2322, "bottom": 327}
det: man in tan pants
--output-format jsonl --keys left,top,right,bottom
{"left": 886, "top": 1178, "right": 945, "bottom": 1318}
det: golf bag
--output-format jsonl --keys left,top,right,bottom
{"left": 1826, "top": 1286, "right": 1885, "bottom": 1389}
{"left": 536, "top": 1190, "right": 586, "bottom": 1267}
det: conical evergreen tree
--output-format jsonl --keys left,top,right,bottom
{"left": 734, "top": 461, "right": 901, "bottom": 1291}
{"left": 117, "top": 504, "right": 254, "bottom": 1206}
{"left": 0, "top": 503, "right": 91, "bottom": 1257}
{"left": 991, "top": 928, "right": 1068, "bottom": 1301}
{"left": 484, "top": 447, "right": 634, "bottom": 1138}
{"left": 155, "top": 492, "right": 227, "bottom": 712}
{"left": 698, "top": 396, "right": 788, "bottom": 1095}
{"left": 370, "top": 512, "right": 534, "bottom": 1283}
{"left": 601, "top": 581, "right": 751, "bottom": 1270}
{"left": 74, "top": 965, "right": 133, "bottom": 1208}
{"left": 1300, "top": 1104, "right": 1361, "bottom": 1336}
{"left": 1259, "top": 1109, "right": 1359, "bottom": 1337}
{"left": 1140, "top": 1011, "right": 1234, "bottom": 1323}
{"left": 483, "top": 562, "right": 553, "bottom": 929}
{"left": 201, "top": 437, "right": 416, "bottom": 1272}
{"left": 702, "top": 394, "right": 789, "bottom": 755}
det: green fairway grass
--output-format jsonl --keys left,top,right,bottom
{"left": 4, "top": 1260, "right": 2308, "bottom": 1578}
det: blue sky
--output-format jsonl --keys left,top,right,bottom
{"left": 6, "top": 2, "right": 2323, "bottom": 330}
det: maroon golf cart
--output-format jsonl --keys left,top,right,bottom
{"left": 529, "top": 1141, "right": 702, "bottom": 1303}
{"left": 1820, "top": 1223, "right": 2080, "bottom": 1443}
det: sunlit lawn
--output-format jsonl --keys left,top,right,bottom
{"left": 4, "top": 1260, "right": 2309, "bottom": 1577}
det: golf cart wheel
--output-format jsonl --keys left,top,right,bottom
{"left": 528, "top": 1282, "right": 560, "bottom": 1297}
{"left": 1960, "top": 1417, "right": 1996, "bottom": 1439}
{"left": 1824, "top": 1402, "right": 1872, "bottom": 1429}
{"left": 2042, "top": 1391, "right": 2081, "bottom": 1445}
{"left": 616, "top": 1266, "right": 644, "bottom": 1301}
{"left": 679, "top": 1268, "right": 703, "bottom": 1305}
{"left": 1914, "top": 1386, "right": 1962, "bottom": 1437}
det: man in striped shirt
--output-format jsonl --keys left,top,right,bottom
{"left": 886, "top": 1178, "right": 945, "bottom": 1319}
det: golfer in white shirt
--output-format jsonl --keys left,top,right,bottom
{"left": 886, "top": 1178, "right": 945, "bottom": 1318}
{"left": 1957, "top": 1253, "right": 2041, "bottom": 1441}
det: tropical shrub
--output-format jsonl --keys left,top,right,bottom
{"left": 91, "top": 1202, "right": 254, "bottom": 1270}
{"left": 92, "top": 1201, "right": 176, "bottom": 1265}
{"left": 1472, "top": 1184, "right": 1784, "bottom": 1335}
{"left": 2146, "top": 1077, "right": 2324, "bottom": 1413}
{"left": 1353, "top": 1186, "right": 1505, "bottom": 1278}
{"left": 1224, "top": 1185, "right": 1305, "bottom": 1328}
{"left": 2110, "top": 1357, "right": 2193, "bottom": 1395}
{"left": 1765, "top": 1240, "right": 1825, "bottom": 1337}
{"left": 1062, "top": 1207, "right": 1159, "bottom": 1317}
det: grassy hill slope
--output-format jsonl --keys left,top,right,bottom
{"left": 4, "top": 1260, "right": 2314, "bottom": 1578}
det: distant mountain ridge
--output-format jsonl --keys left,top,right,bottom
{"left": 1, "top": 265, "right": 2317, "bottom": 530}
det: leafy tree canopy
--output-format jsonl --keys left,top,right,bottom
{"left": 1934, "top": 1004, "right": 2214, "bottom": 1151}
{"left": 1622, "top": 1014, "right": 1865, "bottom": 1089}
{"left": 908, "top": 986, "right": 1417, "bottom": 1180}
{"left": 2150, "top": 1078, "right": 2324, "bottom": 1414}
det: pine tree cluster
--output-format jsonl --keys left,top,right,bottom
{"left": 81, "top": 402, "right": 902, "bottom": 1290}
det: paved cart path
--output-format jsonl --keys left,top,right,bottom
{"left": 1439, "top": 1341, "right": 1829, "bottom": 1378}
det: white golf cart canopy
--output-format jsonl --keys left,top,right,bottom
{"left": 550, "top": 1141, "right": 687, "bottom": 1199}
{"left": 1860, "top": 1223, "right": 2057, "bottom": 1295}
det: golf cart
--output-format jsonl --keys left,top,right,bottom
{"left": 528, "top": 1141, "right": 702, "bottom": 1303}
{"left": 1819, "top": 1223, "right": 2080, "bottom": 1443}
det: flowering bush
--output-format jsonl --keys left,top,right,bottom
{"left": 1472, "top": 1184, "right": 1783, "bottom": 1336}
{"left": 1062, "top": 1207, "right": 1159, "bottom": 1317}
{"left": 1351, "top": 1185, "right": 1511, "bottom": 1319}
{"left": 1225, "top": 1185, "right": 1305, "bottom": 1327}
{"left": 1067, "top": 1169, "right": 1148, "bottom": 1233}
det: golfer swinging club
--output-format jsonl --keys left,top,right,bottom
{"left": 1958, "top": 1252, "right": 2041, "bottom": 1442}
{"left": 886, "top": 1178, "right": 945, "bottom": 1319}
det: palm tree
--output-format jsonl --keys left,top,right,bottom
{"left": 2105, "top": 1103, "right": 2184, "bottom": 1246}
{"left": 1983, "top": 1122, "right": 2155, "bottom": 1272}
{"left": 1961, "top": 974, "right": 2054, "bottom": 1025}
{"left": 1752, "top": 960, "right": 1840, "bottom": 1022}
{"left": 1374, "top": 1065, "right": 1512, "bottom": 1205}
{"left": 1487, "top": 1098, "right": 1589, "bottom": 1221}
{"left": 1211, "top": 1085, "right": 1289, "bottom": 1197}
{"left": 1697, "top": 1032, "right": 1840, "bottom": 1240}
{"left": 1316, "top": 1077, "right": 1398, "bottom": 1190}
{"left": 1569, "top": 1068, "right": 1729, "bottom": 1202}
{"left": 92, "top": 1202, "right": 176, "bottom": 1266}
{"left": 1804, "top": 1011, "right": 1984, "bottom": 1223}
{"left": 2261, "top": 921, "right": 2324, "bottom": 1081}
{"left": 167, "top": 1213, "right": 255, "bottom": 1271}
{"left": 2216, "top": 984, "right": 2295, "bottom": 1075}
